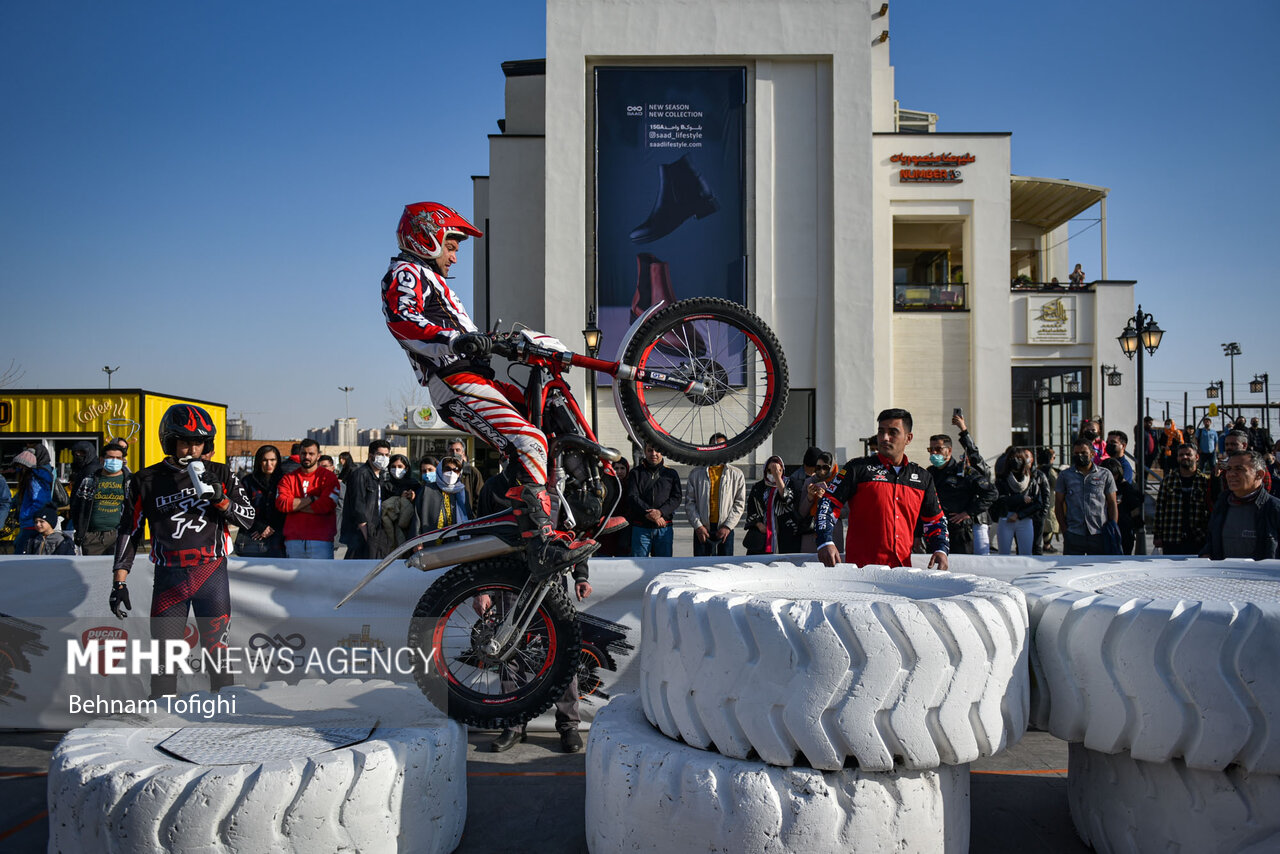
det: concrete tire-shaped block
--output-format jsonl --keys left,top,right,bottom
{"left": 1015, "top": 560, "right": 1280, "bottom": 772}
{"left": 1067, "top": 743, "right": 1280, "bottom": 854}
{"left": 639, "top": 562, "right": 1029, "bottom": 771}
{"left": 48, "top": 678, "right": 467, "bottom": 853}
{"left": 586, "top": 694, "right": 970, "bottom": 854}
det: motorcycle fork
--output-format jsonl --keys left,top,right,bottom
{"left": 483, "top": 573, "right": 561, "bottom": 662}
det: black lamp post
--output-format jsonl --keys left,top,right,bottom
{"left": 1207, "top": 380, "right": 1225, "bottom": 429}
{"left": 1100, "top": 364, "right": 1120, "bottom": 428}
{"left": 1119, "top": 305, "right": 1164, "bottom": 555}
{"left": 1222, "top": 342, "right": 1241, "bottom": 409}
{"left": 1251, "top": 373, "right": 1271, "bottom": 434}
{"left": 102, "top": 365, "right": 119, "bottom": 389}
{"left": 582, "top": 306, "right": 602, "bottom": 438}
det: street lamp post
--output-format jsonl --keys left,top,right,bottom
{"left": 1222, "top": 342, "right": 1241, "bottom": 411}
{"left": 1251, "top": 373, "right": 1271, "bottom": 434}
{"left": 1118, "top": 305, "right": 1164, "bottom": 555}
{"left": 582, "top": 306, "right": 603, "bottom": 439}
{"left": 102, "top": 365, "right": 119, "bottom": 389}
{"left": 338, "top": 386, "right": 355, "bottom": 419}
{"left": 1100, "top": 364, "right": 1120, "bottom": 428}
{"left": 1207, "top": 380, "right": 1225, "bottom": 429}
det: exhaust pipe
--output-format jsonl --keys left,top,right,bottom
{"left": 335, "top": 535, "right": 519, "bottom": 609}
{"left": 405, "top": 535, "right": 519, "bottom": 571}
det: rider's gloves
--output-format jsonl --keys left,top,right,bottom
{"left": 109, "top": 581, "right": 131, "bottom": 619}
{"left": 452, "top": 332, "right": 493, "bottom": 359}
{"left": 199, "top": 471, "right": 228, "bottom": 507}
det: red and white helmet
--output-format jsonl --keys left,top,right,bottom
{"left": 397, "top": 202, "right": 483, "bottom": 262}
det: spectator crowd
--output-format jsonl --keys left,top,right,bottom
{"left": 5, "top": 409, "right": 1280, "bottom": 564}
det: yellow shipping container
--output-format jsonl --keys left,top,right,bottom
{"left": 1, "top": 388, "right": 227, "bottom": 494}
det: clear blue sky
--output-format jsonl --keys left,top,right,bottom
{"left": 3, "top": 1, "right": 1276, "bottom": 438}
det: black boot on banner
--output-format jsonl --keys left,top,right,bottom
{"left": 629, "top": 154, "right": 719, "bottom": 244}
{"left": 505, "top": 484, "right": 599, "bottom": 578}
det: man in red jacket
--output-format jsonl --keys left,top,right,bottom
{"left": 275, "top": 438, "right": 340, "bottom": 559}
{"left": 816, "top": 408, "right": 950, "bottom": 569}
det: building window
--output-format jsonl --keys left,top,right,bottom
{"left": 892, "top": 220, "right": 967, "bottom": 311}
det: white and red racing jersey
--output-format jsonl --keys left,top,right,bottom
{"left": 381, "top": 254, "right": 478, "bottom": 381}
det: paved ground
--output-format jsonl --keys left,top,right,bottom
{"left": 1, "top": 723, "right": 1088, "bottom": 852}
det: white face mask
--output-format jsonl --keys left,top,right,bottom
{"left": 439, "top": 470, "right": 461, "bottom": 487}
{"left": 765, "top": 474, "right": 778, "bottom": 487}
{"left": 390, "top": 466, "right": 405, "bottom": 479}
{"left": 372, "top": 454, "right": 390, "bottom": 470}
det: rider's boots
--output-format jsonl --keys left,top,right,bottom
{"left": 505, "top": 484, "right": 599, "bottom": 578}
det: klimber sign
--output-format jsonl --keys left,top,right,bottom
{"left": 1027, "top": 295, "right": 1077, "bottom": 344}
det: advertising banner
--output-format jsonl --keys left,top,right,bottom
{"left": 594, "top": 67, "right": 746, "bottom": 378}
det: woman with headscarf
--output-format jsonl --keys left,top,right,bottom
{"left": 411, "top": 454, "right": 472, "bottom": 536}
{"left": 993, "top": 446, "right": 1050, "bottom": 555}
{"left": 235, "top": 444, "right": 285, "bottom": 557}
{"left": 743, "top": 455, "right": 799, "bottom": 555}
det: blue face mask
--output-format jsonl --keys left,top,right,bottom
{"left": 103, "top": 458, "right": 124, "bottom": 474}
{"left": 929, "top": 453, "right": 947, "bottom": 468}
{"left": 424, "top": 470, "right": 437, "bottom": 483}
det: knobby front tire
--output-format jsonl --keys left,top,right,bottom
{"left": 407, "top": 557, "right": 581, "bottom": 730}
{"left": 620, "top": 297, "right": 788, "bottom": 465}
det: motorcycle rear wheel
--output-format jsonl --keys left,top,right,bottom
{"left": 407, "top": 557, "right": 581, "bottom": 730}
{"left": 619, "top": 297, "right": 788, "bottom": 465}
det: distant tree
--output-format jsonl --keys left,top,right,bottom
{"left": 0, "top": 359, "right": 24, "bottom": 389}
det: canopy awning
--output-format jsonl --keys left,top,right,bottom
{"left": 1010, "top": 175, "right": 1108, "bottom": 231}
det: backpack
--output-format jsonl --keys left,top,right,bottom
{"left": 51, "top": 477, "right": 70, "bottom": 508}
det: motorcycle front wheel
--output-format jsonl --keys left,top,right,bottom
{"left": 407, "top": 557, "right": 581, "bottom": 730}
{"left": 619, "top": 297, "right": 788, "bottom": 465}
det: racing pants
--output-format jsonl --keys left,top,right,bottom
{"left": 427, "top": 369, "right": 548, "bottom": 486}
{"left": 149, "top": 558, "right": 233, "bottom": 697}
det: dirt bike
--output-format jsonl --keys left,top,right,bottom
{"left": 336, "top": 297, "right": 788, "bottom": 729}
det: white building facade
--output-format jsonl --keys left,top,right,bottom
{"left": 472, "top": 0, "right": 1137, "bottom": 468}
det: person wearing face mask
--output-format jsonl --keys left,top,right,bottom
{"left": 1054, "top": 436, "right": 1119, "bottom": 555}
{"left": 1103, "top": 431, "right": 1134, "bottom": 483}
{"left": 418, "top": 455, "right": 439, "bottom": 485}
{"left": 1152, "top": 444, "right": 1213, "bottom": 556}
{"left": 926, "top": 430, "right": 997, "bottom": 556}
{"left": 70, "top": 442, "right": 132, "bottom": 555}
{"left": 340, "top": 439, "right": 392, "bottom": 559}
{"left": 383, "top": 454, "right": 420, "bottom": 502}
{"left": 743, "top": 456, "right": 800, "bottom": 555}
{"left": 992, "top": 447, "right": 1050, "bottom": 555}
{"left": 411, "top": 455, "right": 473, "bottom": 535}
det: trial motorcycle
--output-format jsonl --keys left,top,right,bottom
{"left": 336, "top": 298, "right": 787, "bottom": 728}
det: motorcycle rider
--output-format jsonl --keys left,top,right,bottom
{"left": 381, "top": 201, "right": 598, "bottom": 577}
{"left": 112, "top": 404, "right": 255, "bottom": 698}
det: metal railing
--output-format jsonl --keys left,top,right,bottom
{"left": 893, "top": 282, "right": 967, "bottom": 311}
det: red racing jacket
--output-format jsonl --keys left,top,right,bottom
{"left": 815, "top": 453, "right": 949, "bottom": 567}
{"left": 381, "top": 254, "right": 478, "bottom": 382}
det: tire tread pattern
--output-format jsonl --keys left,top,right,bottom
{"left": 586, "top": 694, "right": 970, "bottom": 854}
{"left": 619, "top": 297, "right": 789, "bottom": 465}
{"left": 1016, "top": 561, "right": 1280, "bottom": 772}
{"left": 47, "top": 679, "right": 467, "bottom": 853}
{"left": 638, "top": 563, "right": 1029, "bottom": 771}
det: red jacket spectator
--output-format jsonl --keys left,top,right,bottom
{"left": 275, "top": 466, "right": 340, "bottom": 543}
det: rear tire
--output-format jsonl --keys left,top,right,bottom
{"left": 620, "top": 297, "right": 788, "bottom": 465}
{"left": 408, "top": 557, "right": 581, "bottom": 729}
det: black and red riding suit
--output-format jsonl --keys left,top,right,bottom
{"left": 114, "top": 460, "right": 254, "bottom": 696}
